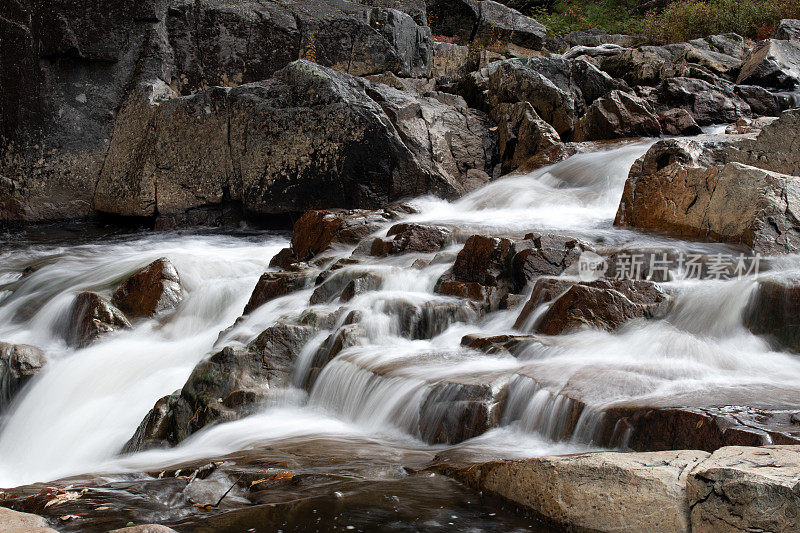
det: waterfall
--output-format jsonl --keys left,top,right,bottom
{"left": 2, "top": 140, "right": 800, "bottom": 488}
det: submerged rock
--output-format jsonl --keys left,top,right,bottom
{"left": 112, "top": 258, "right": 183, "bottom": 320}
{"left": 125, "top": 323, "right": 314, "bottom": 451}
{"left": 0, "top": 342, "right": 46, "bottom": 407}
{"left": 67, "top": 292, "right": 131, "bottom": 348}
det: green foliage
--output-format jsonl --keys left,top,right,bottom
{"left": 524, "top": 0, "right": 645, "bottom": 38}
{"left": 505, "top": 0, "right": 799, "bottom": 42}
{"left": 643, "top": 0, "right": 800, "bottom": 43}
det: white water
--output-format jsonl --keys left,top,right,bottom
{"left": 1, "top": 140, "right": 799, "bottom": 488}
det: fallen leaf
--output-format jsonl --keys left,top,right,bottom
{"left": 271, "top": 472, "right": 294, "bottom": 481}
{"left": 59, "top": 515, "right": 81, "bottom": 521}
{"left": 250, "top": 479, "right": 268, "bottom": 486}
{"left": 94, "top": 506, "right": 110, "bottom": 511}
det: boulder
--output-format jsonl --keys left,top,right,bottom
{"left": 67, "top": 292, "right": 131, "bottom": 348}
{"left": 659, "top": 108, "right": 703, "bottom": 136}
{"left": 515, "top": 278, "right": 671, "bottom": 334}
{"left": 660, "top": 77, "right": 751, "bottom": 126}
{"left": 734, "top": 85, "right": 786, "bottom": 116}
{"left": 510, "top": 233, "right": 584, "bottom": 292}
{"left": 434, "top": 450, "right": 710, "bottom": 533}
{"left": 291, "top": 209, "right": 395, "bottom": 261}
{"left": 243, "top": 272, "right": 309, "bottom": 314}
{"left": 0, "top": 507, "right": 57, "bottom": 533}
{"left": 773, "top": 19, "right": 800, "bottom": 44}
{"left": 1, "top": 0, "right": 435, "bottom": 224}
{"left": 573, "top": 90, "right": 662, "bottom": 141}
{"left": 124, "top": 323, "right": 313, "bottom": 451}
{"left": 615, "top": 137, "right": 800, "bottom": 253}
{"left": 745, "top": 279, "right": 800, "bottom": 353}
{"left": 418, "top": 379, "right": 505, "bottom": 444}
{"left": 95, "top": 62, "right": 498, "bottom": 220}
{"left": 489, "top": 102, "right": 562, "bottom": 173}
{"left": 0, "top": 342, "right": 46, "bottom": 407}
{"left": 427, "top": 0, "right": 546, "bottom": 50}
{"left": 429, "top": 42, "right": 471, "bottom": 83}
{"left": 370, "top": 223, "right": 453, "bottom": 256}
{"left": 340, "top": 273, "right": 383, "bottom": 301}
{"left": 689, "top": 33, "right": 749, "bottom": 59}
{"left": 451, "top": 235, "right": 516, "bottom": 287}
{"left": 600, "top": 45, "right": 682, "bottom": 86}
{"left": 737, "top": 39, "right": 800, "bottom": 90}
{"left": 687, "top": 445, "right": 800, "bottom": 533}
{"left": 112, "top": 258, "right": 182, "bottom": 319}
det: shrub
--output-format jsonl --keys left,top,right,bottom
{"left": 643, "top": 0, "right": 800, "bottom": 43}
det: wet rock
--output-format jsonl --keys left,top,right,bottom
{"left": 515, "top": 278, "right": 671, "bottom": 333}
{"left": 112, "top": 258, "right": 183, "bottom": 320}
{"left": 340, "top": 273, "right": 383, "bottom": 302}
{"left": 573, "top": 90, "right": 662, "bottom": 142}
{"left": 490, "top": 102, "right": 562, "bottom": 173}
{"left": 434, "top": 450, "right": 710, "bottom": 533}
{"left": 304, "top": 324, "right": 366, "bottom": 389}
{"left": 370, "top": 223, "right": 452, "bottom": 256}
{"left": 125, "top": 323, "right": 313, "bottom": 450}
{"left": 418, "top": 381, "right": 502, "bottom": 444}
{"left": 745, "top": 279, "right": 800, "bottom": 353}
{"left": 310, "top": 269, "right": 379, "bottom": 305}
{"left": 452, "top": 235, "right": 516, "bottom": 287}
{"left": 660, "top": 77, "right": 751, "bottom": 126}
{"left": 461, "top": 334, "right": 540, "bottom": 356}
{"left": 737, "top": 39, "right": 800, "bottom": 90}
{"left": 511, "top": 233, "right": 583, "bottom": 292}
{"left": 244, "top": 272, "right": 309, "bottom": 314}
{"left": 688, "top": 445, "right": 800, "bottom": 533}
{"left": 774, "top": 19, "right": 800, "bottom": 44}
{"left": 0, "top": 342, "right": 46, "bottom": 407}
{"left": 0, "top": 507, "right": 57, "bottom": 532}
{"left": 291, "top": 209, "right": 394, "bottom": 262}
{"left": 427, "top": 0, "right": 546, "bottom": 50}
{"left": 67, "top": 292, "right": 131, "bottom": 348}
{"left": 658, "top": 108, "right": 703, "bottom": 136}
{"left": 597, "top": 404, "right": 800, "bottom": 452}
{"left": 734, "top": 85, "right": 786, "bottom": 116}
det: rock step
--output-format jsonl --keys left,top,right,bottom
{"left": 432, "top": 445, "right": 800, "bottom": 533}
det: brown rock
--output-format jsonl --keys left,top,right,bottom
{"left": 451, "top": 235, "right": 516, "bottom": 286}
{"left": 291, "top": 209, "right": 393, "bottom": 261}
{"left": 370, "top": 223, "right": 452, "bottom": 256}
{"left": 511, "top": 233, "right": 584, "bottom": 291}
{"left": 515, "top": 278, "right": 670, "bottom": 334}
{"left": 243, "top": 272, "right": 309, "bottom": 315}
{"left": 112, "top": 258, "right": 182, "bottom": 320}
{"left": 745, "top": 279, "right": 800, "bottom": 353}
{"left": 67, "top": 292, "right": 131, "bottom": 348}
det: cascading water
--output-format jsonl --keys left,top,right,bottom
{"left": 2, "top": 139, "right": 800, "bottom": 492}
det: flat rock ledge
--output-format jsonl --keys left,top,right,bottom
{"left": 433, "top": 445, "right": 800, "bottom": 533}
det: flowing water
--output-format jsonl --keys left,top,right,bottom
{"left": 2, "top": 139, "right": 800, "bottom": 521}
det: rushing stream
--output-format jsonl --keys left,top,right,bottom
{"left": 2, "top": 138, "right": 800, "bottom": 514}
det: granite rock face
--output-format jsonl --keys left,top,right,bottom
{"left": 93, "top": 62, "right": 498, "bottom": 219}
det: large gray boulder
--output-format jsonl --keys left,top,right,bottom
{"left": 573, "top": 90, "right": 662, "bottom": 141}
{"left": 773, "top": 19, "right": 800, "bottom": 44}
{"left": 737, "top": 39, "right": 800, "bottom": 90}
{"left": 660, "top": 77, "right": 751, "bottom": 126}
{"left": 0, "top": 0, "right": 433, "bottom": 224}
{"left": 94, "top": 61, "right": 498, "bottom": 219}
